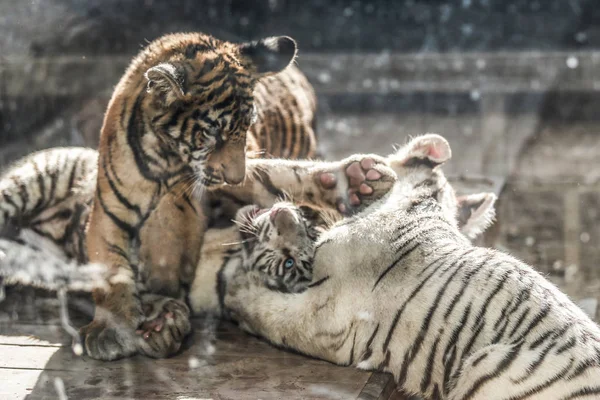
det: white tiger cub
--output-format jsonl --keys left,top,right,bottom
{"left": 189, "top": 203, "right": 326, "bottom": 316}
{"left": 222, "top": 134, "right": 600, "bottom": 400}
{"left": 189, "top": 180, "right": 494, "bottom": 317}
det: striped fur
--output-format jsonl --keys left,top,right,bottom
{"left": 79, "top": 32, "right": 318, "bottom": 360}
{"left": 223, "top": 134, "right": 600, "bottom": 400}
{"left": 0, "top": 147, "right": 392, "bottom": 274}
{"left": 189, "top": 203, "right": 329, "bottom": 316}
{"left": 0, "top": 148, "right": 97, "bottom": 263}
{"left": 235, "top": 203, "right": 320, "bottom": 292}
{"left": 0, "top": 142, "right": 398, "bottom": 359}
{"left": 0, "top": 233, "right": 107, "bottom": 292}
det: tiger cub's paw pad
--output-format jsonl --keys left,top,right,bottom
{"left": 319, "top": 156, "right": 395, "bottom": 214}
{"left": 136, "top": 299, "right": 191, "bottom": 359}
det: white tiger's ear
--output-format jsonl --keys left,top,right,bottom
{"left": 457, "top": 192, "right": 497, "bottom": 239}
{"left": 238, "top": 36, "right": 297, "bottom": 76}
{"left": 145, "top": 62, "right": 187, "bottom": 105}
{"left": 391, "top": 133, "right": 452, "bottom": 169}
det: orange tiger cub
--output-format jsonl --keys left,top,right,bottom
{"left": 83, "top": 32, "right": 316, "bottom": 360}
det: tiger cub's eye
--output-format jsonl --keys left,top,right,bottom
{"left": 284, "top": 258, "right": 295, "bottom": 269}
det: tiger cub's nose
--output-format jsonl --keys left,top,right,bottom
{"left": 223, "top": 169, "right": 245, "bottom": 185}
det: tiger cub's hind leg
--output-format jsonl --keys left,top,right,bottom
{"left": 446, "top": 343, "right": 528, "bottom": 400}
{"left": 136, "top": 294, "right": 192, "bottom": 359}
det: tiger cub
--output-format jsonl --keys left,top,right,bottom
{"left": 22, "top": 31, "right": 320, "bottom": 361}
{"left": 223, "top": 134, "right": 600, "bottom": 400}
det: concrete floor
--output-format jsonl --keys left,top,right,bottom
{"left": 0, "top": 289, "right": 400, "bottom": 400}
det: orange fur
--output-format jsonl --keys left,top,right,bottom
{"left": 83, "top": 32, "right": 316, "bottom": 360}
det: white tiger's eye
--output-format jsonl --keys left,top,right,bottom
{"left": 284, "top": 258, "right": 295, "bottom": 269}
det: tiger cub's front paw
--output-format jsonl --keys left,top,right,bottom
{"left": 80, "top": 319, "right": 138, "bottom": 361}
{"left": 318, "top": 155, "right": 396, "bottom": 215}
{"left": 136, "top": 298, "right": 191, "bottom": 359}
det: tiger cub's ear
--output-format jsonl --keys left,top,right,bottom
{"left": 238, "top": 36, "right": 297, "bottom": 76}
{"left": 457, "top": 192, "right": 497, "bottom": 239}
{"left": 389, "top": 133, "right": 452, "bottom": 170}
{"left": 145, "top": 62, "right": 187, "bottom": 106}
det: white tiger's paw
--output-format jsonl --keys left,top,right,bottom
{"left": 318, "top": 155, "right": 396, "bottom": 215}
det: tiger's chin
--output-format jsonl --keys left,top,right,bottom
{"left": 179, "top": 173, "right": 215, "bottom": 200}
{"left": 200, "top": 176, "right": 224, "bottom": 187}
{"left": 191, "top": 169, "right": 224, "bottom": 192}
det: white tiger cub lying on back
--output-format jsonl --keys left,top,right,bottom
{"left": 209, "top": 134, "right": 600, "bottom": 400}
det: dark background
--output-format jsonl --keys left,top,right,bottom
{"left": 5, "top": 0, "right": 600, "bottom": 56}
{"left": 1, "top": 0, "right": 599, "bottom": 320}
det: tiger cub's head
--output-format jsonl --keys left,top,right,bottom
{"left": 140, "top": 33, "right": 297, "bottom": 186}
{"left": 387, "top": 134, "right": 497, "bottom": 239}
{"left": 234, "top": 202, "right": 322, "bottom": 293}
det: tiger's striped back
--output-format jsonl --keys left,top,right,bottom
{"left": 250, "top": 65, "right": 317, "bottom": 159}
{"left": 0, "top": 148, "right": 97, "bottom": 262}
{"left": 347, "top": 209, "right": 600, "bottom": 399}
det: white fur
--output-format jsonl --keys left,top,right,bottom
{"left": 221, "top": 135, "right": 600, "bottom": 400}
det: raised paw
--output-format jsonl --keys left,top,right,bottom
{"left": 136, "top": 298, "right": 191, "bottom": 359}
{"left": 80, "top": 319, "right": 137, "bottom": 361}
{"left": 318, "top": 155, "right": 396, "bottom": 215}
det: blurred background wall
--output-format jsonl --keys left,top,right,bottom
{"left": 1, "top": 0, "right": 599, "bottom": 320}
